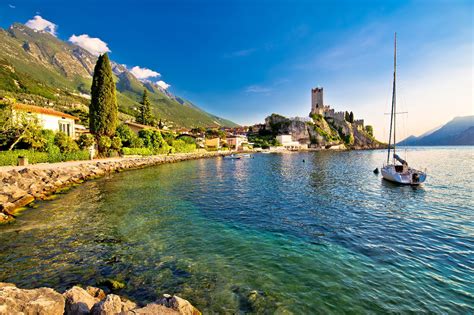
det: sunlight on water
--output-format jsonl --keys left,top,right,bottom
{"left": 0, "top": 147, "right": 473, "bottom": 313}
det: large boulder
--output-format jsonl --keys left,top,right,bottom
{"left": 91, "top": 294, "right": 136, "bottom": 315}
{"left": 86, "top": 286, "right": 107, "bottom": 300}
{"left": 0, "top": 283, "right": 65, "bottom": 315}
{"left": 63, "top": 286, "right": 99, "bottom": 315}
{"left": 129, "top": 303, "right": 179, "bottom": 314}
{"left": 157, "top": 294, "right": 201, "bottom": 315}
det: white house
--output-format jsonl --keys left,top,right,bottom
{"left": 276, "top": 134, "right": 307, "bottom": 150}
{"left": 226, "top": 135, "right": 248, "bottom": 150}
{"left": 13, "top": 103, "right": 79, "bottom": 138}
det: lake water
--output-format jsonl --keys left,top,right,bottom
{"left": 0, "top": 147, "right": 473, "bottom": 313}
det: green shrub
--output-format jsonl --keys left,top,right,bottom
{"left": 54, "top": 132, "right": 79, "bottom": 153}
{"left": 111, "top": 136, "right": 122, "bottom": 151}
{"left": 0, "top": 149, "right": 89, "bottom": 166}
{"left": 138, "top": 129, "right": 167, "bottom": 149}
{"left": 115, "top": 124, "right": 143, "bottom": 148}
{"left": 62, "top": 150, "right": 89, "bottom": 162}
{"left": 365, "top": 125, "right": 374, "bottom": 137}
{"left": 77, "top": 134, "right": 95, "bottom": 149}
{"left": 47, "top": 145, "right": 62, "bottom": 163}
{"left": 41, "top": 129, "right": 55, "bottom": 151}
{"left": 121, "top": 147, "right": 154, "bottom": 156}
{"left": 98, "top": 136, "right": 112, "bottom": 154}
{"left": 171, "top": 139, "right": 196, "bottom": 153}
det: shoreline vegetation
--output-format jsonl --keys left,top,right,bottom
{"left": 0, "top": 282, "right": 201, "bottom": 314}
{"left": 0, "top": 151, "right": 230, "bottom": 224}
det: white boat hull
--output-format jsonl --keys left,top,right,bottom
{"left": 381, "top": 165, "right": 426, "bottom": 185}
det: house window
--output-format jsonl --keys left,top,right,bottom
{"left": 59, "top": 121, "right": 72, "bottom": 137}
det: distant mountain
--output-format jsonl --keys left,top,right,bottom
{"left": 0, "top": 23, "right": 237, "bottom": 128}
{"left": 398, "top": 116, "right": 474, "bottom": 146}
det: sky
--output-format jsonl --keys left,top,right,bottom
{"left": 1, "top": 0, "right": 472, "bottom": 140}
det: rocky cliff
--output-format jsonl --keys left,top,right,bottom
{"left": 261, "top": 113, "right": 383, "bottom": 149}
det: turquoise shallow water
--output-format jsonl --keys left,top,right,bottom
{"left": 0, "top": 147, "right": 473, "bottom": 313}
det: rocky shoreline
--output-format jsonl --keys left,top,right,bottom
{"left": 0, "top": 282, "right": 200, "bottom": 314}
{"left": 0, "top": 151, "right": 230, "bottom": 223}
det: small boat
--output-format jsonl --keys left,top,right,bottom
{"left": 224, "top": 154, "right": 241, "bottom": 160}
{"left": 381, "top": 33, "right": 427, "bottom": 185}
{"left": 239, "top": 153, "right": 252, "bottom": 158}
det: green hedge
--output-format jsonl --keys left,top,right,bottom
{"left": 171, "top": 140, "right": 196, "bottom": 153}
{"left": 121, "top": 147, "right": 154, "bottom": 156}
{"left": 0, "top": 149, "right": 89, "bottom": 166}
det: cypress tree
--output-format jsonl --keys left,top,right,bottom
{"left": 344, "top": 111, "right": 350, "bottom": 121}
{"left": 90, "top": 53, "right": 118, "bottom": 138}
{"left": 138, "top": 89, "right": 152, "bottom": 125}
{"left": 349, "top": 111, "right": 354, "bottom": 123}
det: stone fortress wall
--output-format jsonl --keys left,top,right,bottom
{"left": 310, "top": 87, "right": 364, "bottom": 129}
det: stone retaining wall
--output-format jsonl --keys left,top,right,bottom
{"left": 0, "top": 152, "right": 229, "bottom": 223}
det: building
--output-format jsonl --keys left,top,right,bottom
{"left": 226, "top": 135, "right": 248, "bottom": 150}
{"left": 124, "top": 120, "right": 159, "bottom": 135}
{"left": 309, "top": 87, "right": 364, "bottom": 129}
{"left": 310, "top": 87, "right": 324, "bottom": 116}
{"left": 205, "top": 137, "right": 220, "bottom": 149}
{"left": 276, "top": 134, "right": 307, "bottom": 150}
{"left": 12, "top": 103, "right": 79, "bottom": 138}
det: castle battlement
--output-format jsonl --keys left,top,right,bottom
{"left": 354, "top": 119, "right": 364, "bottom": 130}
{"left": 310, "top": 87, "right": 363, "bottom": 126}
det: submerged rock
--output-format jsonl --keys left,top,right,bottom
{"left": 99, "top": 278, "right": 126, "bottom": 291}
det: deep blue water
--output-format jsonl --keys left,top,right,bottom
{"left": 0, "top": 147, "right": 473, "bottom": 313}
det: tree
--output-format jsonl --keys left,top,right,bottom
{"left": 344, "top": 111, "right": 350, "bottom": 121}
{"left": 90, "top": 53, "right": 118, "bottom": 139}
{"left": 365, "top": 125, "right": 374, "bottom": 137}
{"left": 349, "top": 111, "right": 354, "bottom": 123}
{"left": 0, "top": 104, "right": 45, "bottom": 151}
{"left": 138, "top": 89, "right": 153, "bottom": 125}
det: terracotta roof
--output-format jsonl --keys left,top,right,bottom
{"left": 13, "top": 103, "right": 79, "bottom": 120}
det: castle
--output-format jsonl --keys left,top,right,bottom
{"left": 310, "top": 87, "right": 364, "bottom": 130}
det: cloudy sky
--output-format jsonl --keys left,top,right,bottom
{"left": 1, "top": 0, "right": 472, "bottom": 139}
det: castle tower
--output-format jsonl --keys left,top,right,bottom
{"left": 310, "top": 87, "right": 324, "bottom": 116}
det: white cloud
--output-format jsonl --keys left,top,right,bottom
{"left": 69, "top": 34, "right": 110, "bottom": 56}
{"left": 156, "top": 80, "right": 170, "bottom": 90}
{"left": 130, "top": 66, "right": 161, "bottom": 80}
{"left": 25, "top": 15, "right": 57, "bottom": 36}
{"left": 245, "top": 85, "right": 272, "bottom": 93}
{"left": 9, "top": 4, "right": 15, "bottom": 8}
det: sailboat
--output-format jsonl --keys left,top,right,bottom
{"left": 381, "top": 33, "right": 427, "bottom": 185}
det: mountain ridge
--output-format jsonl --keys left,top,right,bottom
{"left": 398, "top": 115, "right": 474, "bottom": 146}
{"left": 0, "top": 23, "right": 237, "bottom": 128}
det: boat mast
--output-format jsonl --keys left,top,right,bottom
{"left": 387, "top": 32, "right": 397, "bottom": 164}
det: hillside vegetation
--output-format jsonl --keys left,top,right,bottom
{"left": 0, "top": 23, "right": 237, "bottom": 128}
